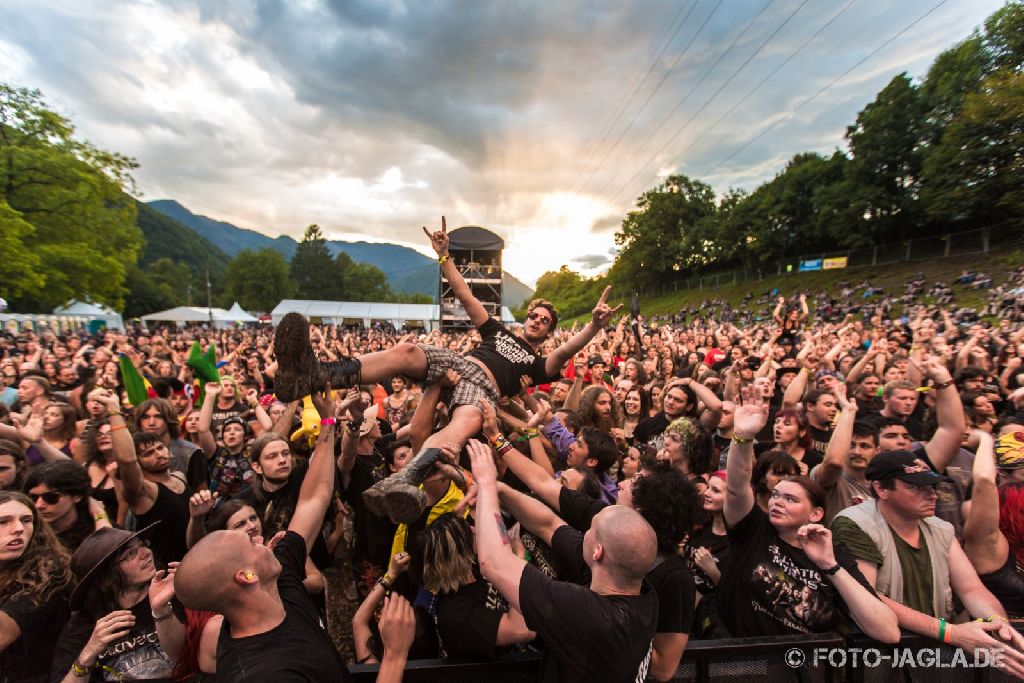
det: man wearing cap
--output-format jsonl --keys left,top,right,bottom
{"left": 196, "top": 382, "right": 256, "bottom": 500}
{"left": 51, "top": 524, "right": 180, "bottom": 682}
{"left": 831, "top": 451, "right": 1024, "bottom": 671}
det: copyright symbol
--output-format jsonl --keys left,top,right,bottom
{"left": 785, "top": 648, "right": 806, "bottom": 668}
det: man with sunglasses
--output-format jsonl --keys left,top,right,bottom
{"left": 25, "top": 460, "right": 111, "bottom": 552}
{"left": 274, "top": 217, "right": 621, "bottom": 522}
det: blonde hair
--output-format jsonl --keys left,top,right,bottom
{"left": 422, "top": 514, "right": 475, "bottom": 594}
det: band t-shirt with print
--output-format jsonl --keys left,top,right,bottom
{"left": 468, "top": 318, "right": 559, "bottom": 397}
{"left": 718, "top": 505, "right": 871, "bottom": 637}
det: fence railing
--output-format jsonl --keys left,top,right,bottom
{"left": 636, "top": 222, "right": 1023, "bottom": 299}
{"left": 349, "top": 625, "right": 1024, "bottom": 682}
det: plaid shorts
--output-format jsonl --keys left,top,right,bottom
{"left": 417, "top": 344, "right": 499, "bottom": 410}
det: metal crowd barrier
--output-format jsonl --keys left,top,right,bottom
{"left": 350, "top": 625, "right": 1024, "bottom": 682}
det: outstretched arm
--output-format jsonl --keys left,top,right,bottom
{"left": 468, "top": 440, "right": 527, "bottom": 611}
{"left": 723, "top": 385, "right": 768, "bottom": 527}
{"left": 545, "top": 286, "right": 623, "bottom": 378}
{"left": 496, "top": 482, "right": 565, "bottom": 546}
{"left": 480, "top": 400, "right": 562, "bottom": 509}
{"left": 426, "top": 217, "right": 489, "bottom": 328}
{"left": 289, "top": 386, "right": 339, "bottom": 552}
{"left": 919, "top": 357, "right": 964, "bottom": 472}
{"left": 963, "top": 431, "right": 1004, "bottom": 574}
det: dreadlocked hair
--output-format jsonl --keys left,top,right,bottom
{"left": 0, "top": 492, "right": 73, "bottom": 607}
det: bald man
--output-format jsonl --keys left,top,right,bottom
{"left": 468, "top": 440, "right": 658, "bottom": 682}
{"left": 174, "top": 392, "right": 352, "bottom": 682}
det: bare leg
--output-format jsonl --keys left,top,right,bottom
{"left": 356, "top": 343, "right": 429, "bottom": 385}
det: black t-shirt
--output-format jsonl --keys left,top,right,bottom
{"left": 436, "top": 576, "right": 509, "bottom": 662}
{"left": 340, "top": 453, "right": 397, "bottom": 569}
{"left": 549, "top": 521, "right": 693, "bottom": 636}
{"left": 519, "top": 563, "right": 657, "bottom": 683}
{"left": 558, "top": 486, "right": 608, "bottom": 532}
{"left": 467, "top": 318, "right": 559, "bottom": 398}
{"left": 683, "top": 523, "right": 730, "bottom": 595}
{"left": 238, "top": 460, "right": 333, "bottom": 569}
{"left": 2, "top": 587, "right": 69, "bottom": 683}
{"left": 718, "top": 505, "right": 871, "bottom": 637}
{"left": 216, "top": 531, "right": 352, "bottom": 682}
{"left": 51, "top": 597, "right": 174, "bottom": 683}
{"left": 806, "top": 424, "right": 833, "bottom": 455}
{"left": 56, "top": 513, "right": 96, "bottom": 554}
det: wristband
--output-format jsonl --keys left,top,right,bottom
{"left": 438, "top": 254, "right": 450, "bottom": 265}
{"left": 731, "top": 434, "right": 755, "bottom": 444}
{"left": 495, "top": 442, "right": 513, "bottom": 457}
{"left": 152, "top": 605, "right": 175, "bottom": 622}
{"left": 932, "top": 379, "right": 954, "bottom": 391}
{"left": 320, "top": 417, "right": 336, "bottom": 426}
{"left": 93, "top": 512, "right": 109, "bottom": 522}
{"left": 110, "top": 424, "right": 128, "bottom": 432}
{"left": 378, "top": 575, "right": 393, "bottom": 591}
{"left": 938, "top": 618, "right": 948, "bottom": 643}
{"left": 71, "top": 660, "right": 91, "bottom": 677}
{"left": 525, "top": 429, "right": 540, "bottom": 440}
{"left": 821, "top": 563, "right": 841, "bottom": 576}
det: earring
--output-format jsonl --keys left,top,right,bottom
{"left": 244, "top": 572, "right": 256, "bottom": 580}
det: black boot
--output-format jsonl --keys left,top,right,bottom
{"left": 363, "top": 448, "right": 443, "bottom": 524}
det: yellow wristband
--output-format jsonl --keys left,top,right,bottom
{"left": 732, "top": 434, "right": 755, "bottom": 444}
{"left": 438, "top": 254, "right": 450, "bottom": 265}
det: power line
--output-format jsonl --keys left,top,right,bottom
{"left": 566, "top": 0, "right": 698, "bottom": 194}
{"left": 576, "top": 0, "right": 725, "bottom": 196}
{"left": 608, "top": 0, "right": 856, "bottom": 206}
{"left": 702, "top": 0, "right": 950, "bottom": 178}
{"left": 593, "top": 0, "right": 786, "bottom": 198}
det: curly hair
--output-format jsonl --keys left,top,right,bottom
{"left": 0, "top": 491, "right": 73, "bottom": 606}
{"left": 82, "top": 418, "right": 113, "bottom": 469}
{"left": 664, "top": 417, "right": 715, "bottom": 476}
{"left": 631, "top": 466, "right": 701, "bottom": 555}
{"left": 579, "top": 386, "right": 623, "bottom": 432}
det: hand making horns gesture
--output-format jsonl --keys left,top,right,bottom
{"left": 423, "top": 216, "right": 449, "bottom": 257}
{"left": 591, "top": 286, "right": 623, "bottom": 328}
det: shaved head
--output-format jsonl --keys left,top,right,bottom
{"left": 592, "top": 506, "right": 656, "bottom": 584}
{"left": 175, "top": 530, "right": 277, "bottom": 613}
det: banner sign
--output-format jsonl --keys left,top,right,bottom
{"left": 799, "top": 259, "right": 822, "bottom": 272}
{"left": 823, "top": 257, "right": 849, "bottom": 270}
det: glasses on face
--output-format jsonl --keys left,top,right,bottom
{"left": 118, "top": 539, "right": 151, "bottom": 563}
{"left": 527, "top": 312, "right": 551, "bottom": 326}
{"left": 30, "top": 491, "right": 63, "bottom": 505}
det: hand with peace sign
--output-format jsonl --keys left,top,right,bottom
{"left": 591, "top": 286, "right": 623, "bottom": 329}
{"left": 422, "top": 216, "right": 449, "bottom": 258}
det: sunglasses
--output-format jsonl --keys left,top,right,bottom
{"left": 30, "top": 491, "right": 63, "bottom": 505}
{"left": 527, "top": 312, "right": 551, "bottom": 325}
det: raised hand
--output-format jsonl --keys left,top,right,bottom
{"left": 733, "top": 383, "right": 769, "bottom": 439}
{"left": 82, "top": 610, "right": 136, "bottom": 664}
{"left": 388, "top": 551, "right": 412, "bottom": 578}
{"left": 148, "top": 562, "right": 179, "bottom": 609}
{"left": 379, "top": 594, "right": 416, "bottom": 660}
{"left": 310, "top": 381, "right": 333, "bottom": 419}
{"left": 467, "top": 438, "right": 498, "bottom": 487}
{"left": 188, "top": 490, "right": 218, "bottom": 518}
{"left": 12, "top": 413, "right": 43, "bottom": 444}
{"left": 478, "top": 399, "right": 500, "bottom": 440}
{"left": 204, "top": 382, "right": 222, "bottom": 398}
{"left": 796, "top": 524, "right": 837, "bottom": 569}
{"left": 591, "top": 286, "right": 624, "bottom": 328}
{"left": 422, "top": 216, "right": 449, "bottom": 257}
{"left": 526, "top": 399, "right": 551, "bottom": 429}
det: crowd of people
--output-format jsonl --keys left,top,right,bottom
{"left": 1, "top": 221, "right": 1023, "bottom": 682}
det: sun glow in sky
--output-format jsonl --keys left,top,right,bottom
{"left": 0, "top": 0, "right": 1005, "bottom": 286}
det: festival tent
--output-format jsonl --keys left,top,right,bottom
{"left": 140, "top": 305, "right": 257, "bottom": 329}
{"left": 53, "top": 300, "right": 125, "bottom": 331}
{"left": 270, "top": 299, "right": 517, "bottom": 331}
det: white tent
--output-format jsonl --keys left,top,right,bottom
{"left": 140, "top": 305, "right": 258, "bottom": 329}
{"left": 225, "top": 302, "right": 258, "bottom": 323}
{"left": 53, "top": 300, "right": 124, "bottom": 331}
{"left": 269, "top": 299, "right": 516, "bottom": 330}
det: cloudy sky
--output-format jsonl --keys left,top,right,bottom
{"left": 1, "top": 0, "right": 1003, "bottom": 285}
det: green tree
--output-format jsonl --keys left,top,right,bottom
{"left": 0, "top": 199, "right": 43, "bottom": 299}
{"left": 290, "top": 224, "right": 341, "bottom": 299}
{"left": 337, "top": 251, "right": 392, "bottom": 301}
{"left": 223, "top": 248, "right": 295, "bottom": 312}
{"left": 610, "top": 175, "right": 716, "bottom": 290}
{"left": 0, "top": 84, "right": 141, "bottom": 311}
{"left": 844, "top": 74, "right": 925, "bottom": 242}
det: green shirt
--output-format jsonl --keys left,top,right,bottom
{"left": 830, "top": 516, "right": 936, "bottom": 616}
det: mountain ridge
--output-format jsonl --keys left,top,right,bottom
{"left": 147, "top": 199, "right": 533, "bottom": 306}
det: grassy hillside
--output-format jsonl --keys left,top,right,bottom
{"left": 562, "top": 247, "right": 1024, "bottom": 325}
{"left": 136, "top": 201, "right": 230, "bottom": 279}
